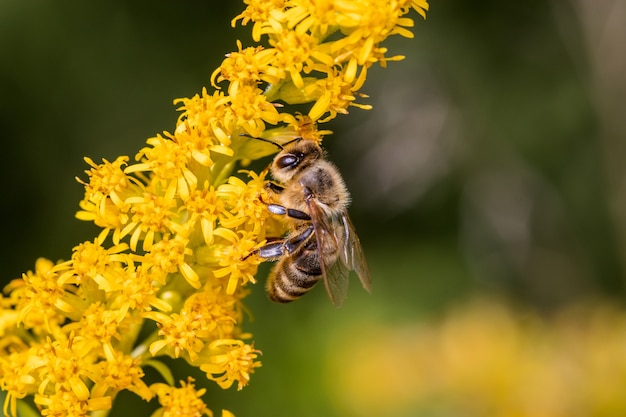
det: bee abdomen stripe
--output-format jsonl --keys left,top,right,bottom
{"left": 285, "top": 262, "right": 320, "bottom": 289}
{"left": 269, "top": 268, "right": 321, "bottom": 302}
{"left": 268, "top": 277, "right": 309, "bottom": 303}
{"left": 294, "top": 264, "right": 322, "bottom": 278}
{"left": 292, "top": 251, "right": 323, "bottom": 277}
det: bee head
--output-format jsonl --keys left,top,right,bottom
{"left": 271, "top": 139, "right": 323, "bottom": 183}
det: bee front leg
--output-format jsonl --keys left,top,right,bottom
{"left": 266, "top": 182, "right": 284, "bottom": 194}
{"left": 263, "top": 182, "right": 311, "bottom": 220}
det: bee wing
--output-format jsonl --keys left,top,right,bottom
{"left": 306, "top": 198, "right": 371, "bottom": 308}
{"left": 306, "top": 198, "right": 350, "bottom": 308}
{"left": 323, "top": 226, "right": 351, "bottom": 308}
{"left": 340, "top": 214, "right": 372, "bottom": 294}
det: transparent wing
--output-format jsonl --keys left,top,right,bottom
{"left": 305, "top": 198, "right": 348, "bottom": 308}
{"left": 341, "top": 214, "right": 372, "bottom": 294}
{"left": 323, "top": 224, "right": 351, "bottom": 308}
{"left": 306, "top": 198, "right": 371, "bottom": 308}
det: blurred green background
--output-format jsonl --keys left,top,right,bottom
{"left": 2, "top": 0, "right": 626, "bottom": 416}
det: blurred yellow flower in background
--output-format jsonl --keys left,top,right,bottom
{"left": 326, "top": 298, "right": 626, "bottom": 417}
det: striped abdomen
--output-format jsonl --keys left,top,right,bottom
{"left": 266, "top": 240, "right": 335, "bottom": 303}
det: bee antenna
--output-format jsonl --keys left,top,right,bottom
{"left": 239, "top": 134, "right": 284, "bottom": 150}
{"left": 240, "top": 134, "right": 304, "bottom": 150}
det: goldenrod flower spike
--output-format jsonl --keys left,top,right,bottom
{"left": 0, "top": 1, "right": 427, "bottom": 415}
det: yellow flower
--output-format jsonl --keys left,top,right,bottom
{"left": 216, "top": 170, "right": 269, "bottom": 235}
{"left": 147, "top": 310, "right": 208, "bottom": 361}
{"left": 34, "top": 388, "right": 111, "bottom": 417}
{"left": 309, "top": 64, "right": 371, "bottom": 122}
{"left": 174, "top": 88, "right": 233, "bottom": 151}
{"left": 91, "top": 350, "right": 152, "bottom": 401}
{"left": 151, "top": 378, "right": 214, "bottom": 417}
{"left": 0, "top": 349, "right": 38, "bottom": 417}
{"left": 211, "top": 41, "right": 279, "bottom": 92}
{"left": 331, "top": 0, "right": 418, "bottom": 65}
{"left": 93, "top": 257, "right": 171, "bottom": 315}
{"left": 9, "top": 258, "right": 75, "bottom": 332}
{"left": 201, "top": 339, "right": 262, "bottom": 390}
{"left": 265, "top": 28, "right": 334, "bottom": 89}
{"left": 128, "top": 134, "right": 199, "bottom": 200}
{"left": 33, "top": 333, "right": 98, "bottom": 404}
{"left": 120, "top": 182, "right": 179, "bottom": 252}
{"left": 143, "top": 234, "right": 200, "bottom": 288}
{"left": 180, "top": 183, "right": 223, "bottom": 246}
{"left": 59, "top": 239, "right": 128, "bottom": 285}
{"left": 232, "top": 0, "right": 287, "bottom": 42}
{"left": 184, "top": 290, "right": 242, "bottom": 340}
{"left": 227, "top": 84, "right": 283, "bottom": 136}
{"left": 210, "top": 228, "right": 262, "bottom": 295}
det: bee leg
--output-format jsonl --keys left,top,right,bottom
{"left": 242, "top": 241, "right": 284, "bottom": 261}
{"left": 257, "top": 241, "right": 287, "bottom": 259}
{"left": 283, "top": 225, "right": 314, "bottom": 253}
{"left": 266, "top": 203, "right": 311, "bottom": 221}
{"left": 258, "top": 182, "right": 283, "bottom": 206}
{"left": 243, "top": 225, "right": 314, "bottom": 260}
{"left": 262, "top": 183, "right": 311, "bottom": 220}
{"left": 266, "top": 182, "right": 284, "bottom": 194}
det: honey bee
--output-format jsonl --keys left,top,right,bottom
{"left": 245, "top": 137, "right": 371, "bottom": 307}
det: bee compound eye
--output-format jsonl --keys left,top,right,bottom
{"left": 277, "top": 154, "right": 298, "bottom": 169}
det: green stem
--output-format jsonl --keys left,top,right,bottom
{"left": 263, "top": 81, "right": 285, "bottom": 103}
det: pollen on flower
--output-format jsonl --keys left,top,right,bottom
{"left": 112, "top": 265, "right": 169, "bottom": 315}
{"left": 201, "top": 339, "right": 261, "bottom": 390}
{"left": 13, "top": 259, "right": 76, "bottom": 330}
{"left": 34, "top": 388, "right": 111, "bottom": 417}
{"left": 62, "top": 303, "right": 123, "bottom": 354}
{"left": 217, "top": 172, "right": 270, "bottom": 235}
{"left": 60, "top": 239, "right": 127, "bottom": 286}
{"left": 212, "top": 41, "right": 278, "bottom": 91}
{"left": 121, "top": 184, "right": 179, "bottom": 251}
{"left": 231, "top": 0, "right": 287, "bottom": 41}
{"left": 75, "top": 156, "right": 134, "bottom": 232}
{"left": 143, "top": 234, "right": 200, "bottom": 288}
{"left": 211, "top": 228, "right": 263, "bottom": 295}
{"left": 34, "top": 333, "right": 95, "bottom": 403}
{"left": 288, "top": 113, "right": 333, "bottom": 143}
{"left": 184, "top": 290, "right": 242, "bottom": 339}
{"left": 175, "top": 88, "right": 233, "bottom": 150}
{"left": 78, "top": 156, "right": 131, "bottom": 202}
{"left": 182, "top": 183, "right": 224, "bottom": 246}
{"left": 151, "top": 378, "right": 213, "bottom": 417}
{"left": 92, "top": 351, "right": 152, "bottom": 401}
{"left": 128, "top": 134, "right": 198, "bottom": 200}
{"left": 227, "top": 85, "right": 283, "bottom": 137}
{"left": 147, "top": 310, "right": 207, "bottom": 361}
{"left": 309, "top": 65, "right": 371, "bottom": 122}
{"left": 269, "top": 30, "right": 315, "bottom": 88}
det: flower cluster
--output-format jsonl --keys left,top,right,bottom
{"left": 223, "top": 0, "right": 428, "bottom": 123}
{"left": 0, "top": 0, "right": 428, "bottom": 416}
